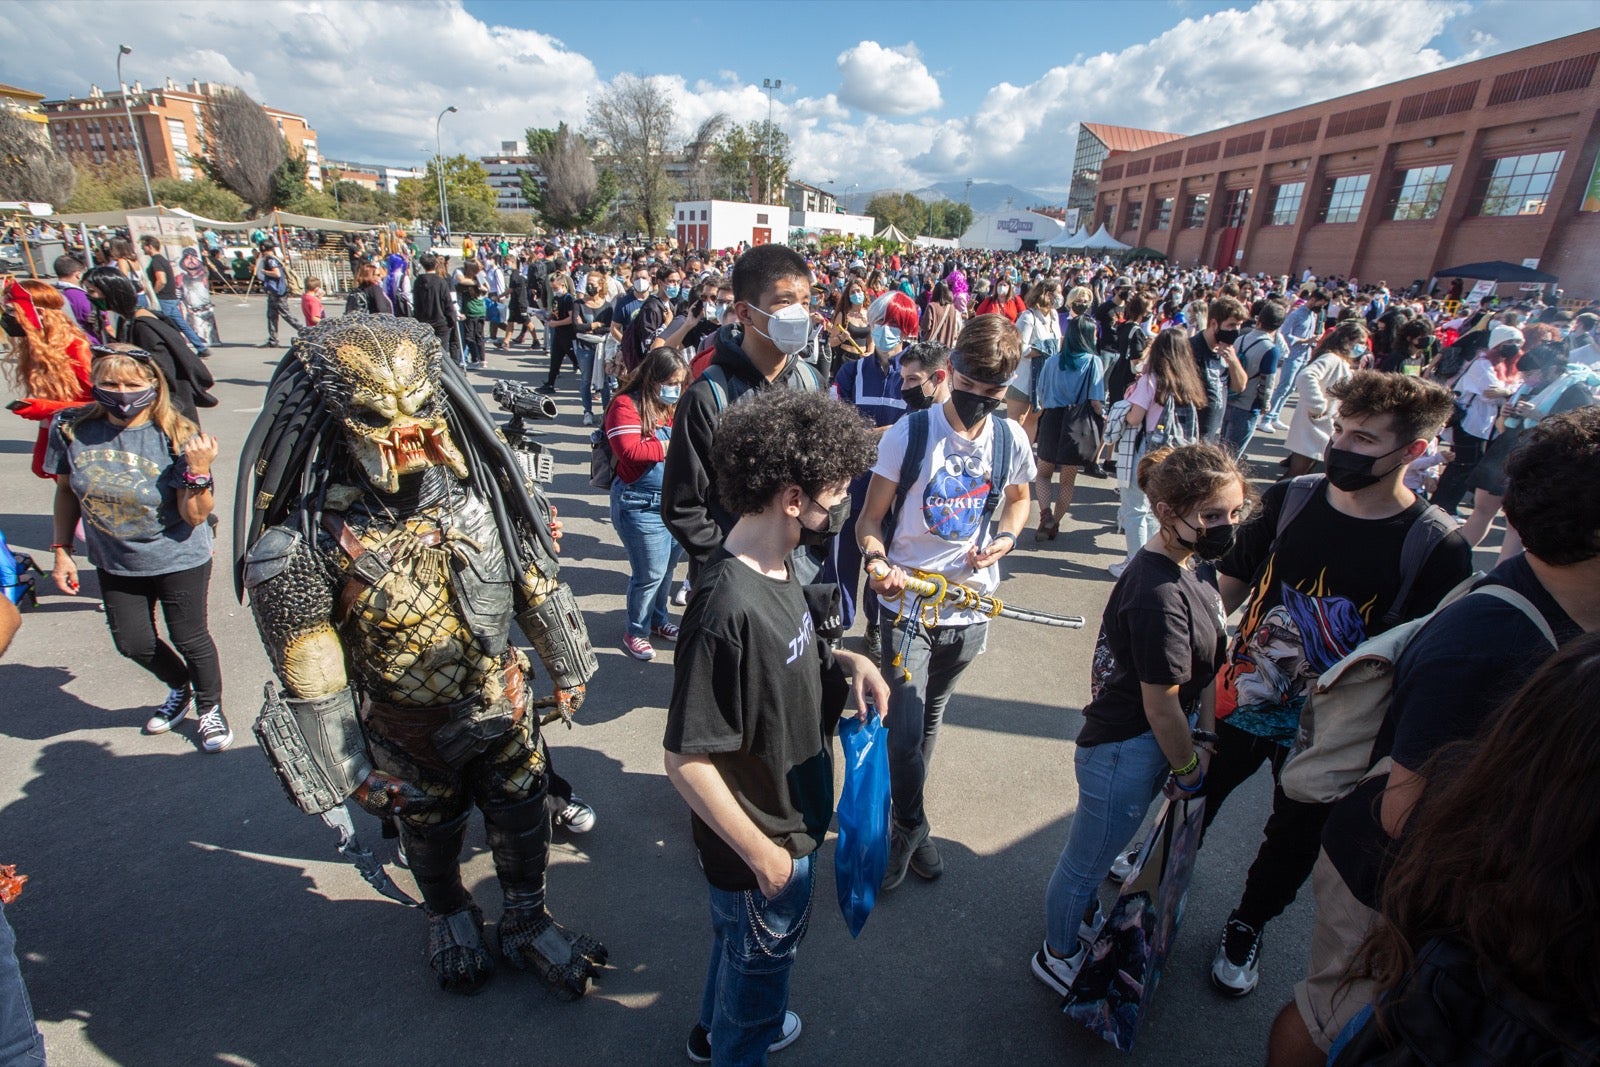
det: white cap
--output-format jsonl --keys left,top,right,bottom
{"left": 1488, "top": 324, "right": 1524, "bottom": 349}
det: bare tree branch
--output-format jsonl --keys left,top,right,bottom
{"left": 197, "top": 87, "right": 285, "bottom": 214}
{"left": 586, "top": 75, "right": 676, "bottom": 237}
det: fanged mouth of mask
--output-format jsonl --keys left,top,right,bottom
{"left": 361, "top": 422, "right": 467, "bottom": 491}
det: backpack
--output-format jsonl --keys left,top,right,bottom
{"left": 1330, "top": 936, "right": 1600, "bottom": 1067}
{"left": 882, "top": 408, "right": 1013, "bottom": 546}
{"left": 1279, "top": 580, "right": 1554, "bottom": 805}
{"left": 1229, "top": 331, "right": 1279, "bottom": 410}
{"left": 699, "top": 358, "right": 821, "bottom": 413}
{"left": 283, "top": 261, "right": 305, "bottom": 297}
{"left": 588, "top": 426, "right": 617, "bottom": 490}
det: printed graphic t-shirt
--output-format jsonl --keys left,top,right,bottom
{"left": 1214, "top": 478, "right": 1472, "bottom": 745}
{"left": 871, "top": 403, "right": 1036, "bottom": 625}
{"left": 1080, "top": 547, "right": 1227, "bottom": 747}
{"left": 663, "top": 549, "right": 837, "bottom": 892}
{"left": 44, "top": 414, "right": 212, "bottom": 577}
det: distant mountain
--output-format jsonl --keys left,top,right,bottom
{"left": 840, "top": 181, "right": 1064, "bottom": 216}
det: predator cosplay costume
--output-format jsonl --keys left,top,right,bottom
{"left": 235, "top": 315, "right": 604, "bottom": 996}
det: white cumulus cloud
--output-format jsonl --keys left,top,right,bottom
{"left": 835, "top": 41, "right": 943, "bottom": 116}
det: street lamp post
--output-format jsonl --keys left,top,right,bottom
{"left": 117, "top": 45, "right": 155, "bottom": 208}
{"left": 435, "top": 105, "right": 457, "bottom": 236}
{"left": 761, "top": 78, "right": 781, "bottom": 204}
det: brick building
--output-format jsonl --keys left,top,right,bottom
{"left": 1091, "top": 28, "right": 1600, "bottom": 296}
{"left": 1066, "top": 122, "right": 1183, "bottom": 220}
{"left": 43, "top": 80, "right": 322, "bottom": 189}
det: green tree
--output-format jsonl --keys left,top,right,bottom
{"left": 412, "top": 154, "right": 499, "bottom": 232}
{"left": 148, "top": 177, "right": 246, "bottom": 220}
{"left": 270, "top": 151, "right": 310, "bottom": 209}
{"left": 712, "top": 120, "right": 791, "bottom": 203}
{"left": 865, "top": 191, "right": 925, "bottom": 235}
{"left": 929, "top": 199, "right": 973, "bottom": 239}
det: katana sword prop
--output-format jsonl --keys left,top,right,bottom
{"left": 867, "top": 560, "right": 1087, "bottom": 629}
{"left": 867, "top": 560, "right": 1085, "bottom": 679}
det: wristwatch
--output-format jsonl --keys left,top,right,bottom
{"left": 183, "top": 471, "right": 215, "bottom": 492}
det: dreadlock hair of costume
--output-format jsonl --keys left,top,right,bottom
{"left": 4, "top": 279, "right": 87, "bottom": 400}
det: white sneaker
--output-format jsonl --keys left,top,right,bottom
{"left": 672, "top": 580, "right": 691, "bottom": 607}
{"left": 1031, "top": 941, "right": 1089, "bottom": 996}
{"left": 554, "top": 796, "right": 596, "bottom": 834}
{"left": 1108, "top": 846, "right": 1140, "bottom": 882}
{"left": 1107, "top": 561, "right": 1128, "bottom": 579}
{"left": 581, "top": 413, "right": 595, "bottom": 427}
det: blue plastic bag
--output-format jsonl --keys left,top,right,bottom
{"left": 835, "top": 705, "right": 890, "bottom": 937}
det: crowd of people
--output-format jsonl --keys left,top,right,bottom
{"left": 3, "top": 225, "right": 1599, "bottom": 1066}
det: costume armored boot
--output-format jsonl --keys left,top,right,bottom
{"left": 401, "top": 813, "right": 495, "bottom": 993}
{"left": 483, "top": 794, "right": 607, "bottom": 999}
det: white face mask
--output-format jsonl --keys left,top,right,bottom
{"left": 748, "top": 302, "right": 812, "bottom": 356}
{"left": 632, "top": 277, "right": 650, "bottom": 294}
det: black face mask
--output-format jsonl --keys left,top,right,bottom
{"left": 950, "top": 388, "right": 1003, "bottom": 430}
{"left": 92, "top": 384, "right": 158, "bottom": 421}
{"left": 900, "top": 380, "right": 936, "bottom": 411}
{"left": 1324, "top": 443, "right": 1407, "bottom": 493}
{"left": 1175, "top": 517, "right": 1236, "bottom": 561}
{"left": 0, "top": 313, "right": 23, "bottom": 338}
{"left": 798, "top": 494, "right": 851, "bottom": 549}
{"left": 1214, "top": 326, "right": 1240, "bottom": 345}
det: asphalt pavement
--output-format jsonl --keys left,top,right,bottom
{"left": 0, "top": 297, "right": 1508, "bottom": 1066}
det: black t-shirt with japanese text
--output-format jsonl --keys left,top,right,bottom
{"left": 1080, "top": 547, "right": 1228, "bottom": 748}
{"left": 663, "top": 549, "right": 841, "bottom": 891}
{"left": 1214, "top": 478, "right": 1473, "bottom": 747}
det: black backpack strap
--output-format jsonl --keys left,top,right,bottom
{"left": 885, "top": 409, "right": 929, "bottom": 540}
{"left": 1381, "top": 504, "right": 1458, "bottom": 627}
{"left": 982, "top": 417, "right": 1014, "bottom": 536}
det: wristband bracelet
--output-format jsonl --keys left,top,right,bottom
{"left": 990, "top": 531, "right": 1016, "bottom": 547}
{"left": 1171, "top": 750, "right": 1200, "bottom": 777}
{"left": 863, "top": 549, "right": 888, "bottom": 567}
{"left": 51, "top": 543, "right": 73, "bottom": 551}
{"left": 1191, "top": 729, "right": 1220, "bottom": 747}
{"left": 1174, "top": 770, "right": 1206, "bottom": 794}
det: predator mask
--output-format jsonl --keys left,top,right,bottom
{"left": 297, "top": 316, "right": 468, "bottom": 493}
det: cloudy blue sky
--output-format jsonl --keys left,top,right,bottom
{"left": 5, "top": 0, "right": 1597, "bottom": 196}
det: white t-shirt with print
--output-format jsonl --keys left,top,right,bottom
{"left": 871, "top": 403, "right": 1036, "bottom": 625}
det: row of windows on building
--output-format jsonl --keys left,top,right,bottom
{"left": 1110, "top": 150, "right": 1569, "bottom": 234}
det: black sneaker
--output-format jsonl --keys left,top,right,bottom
{"left": 881, "top": 821, "right": 929, "bottom": 891}
{"left": 196, "top": 704, "right": 233, "bottom": 753}
{"left": 145, "top": 686, "right": 194, "bottom": 734}
{"left": 909, "top": 836, "right": 942, "bottom": 880}
{"left": 537, "top": 382, "right": 557, "bottom": 395}
{"left": 863, "top": 622, "right": 881, "bottom": 661}
{"left": 686, "top": 1011, "right": 800, "bottom": 1063}
{"left": 1210, "top": 916, "right": 1262, "bottom": 996}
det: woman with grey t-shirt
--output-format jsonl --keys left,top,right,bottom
{"left": 46, "top": 347, "right": 229, "bottom": 752}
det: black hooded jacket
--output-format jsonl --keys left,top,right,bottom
{"left": 661, "top": 324, "right": 822, "bottom": 566}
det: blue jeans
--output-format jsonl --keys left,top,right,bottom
{"left": 576, "top": 340, "right": 611, "bottom": 417}
{"left": 0, "top": 903, "right": 45, "bottom": 1065}
{"left": 160, "top": 298, "right": 208, "bottom": 352}
{"left": 610, "top": 479, "right": 679, "bottom": 638}
{"left": 1265, "top": 349, "right": 1310, "bottom": 422}
{"left": 1221, "top": 407, "right": 1262, "bottom": 458}
{"left": 878, "top": 606, "right": 986, "bottom": 830}
{"left": 1044, "top": 729, "right": 1173, "bottom": 956}
{"left": 1118, "top": 478, "right": 1157, "bottom": 564}
{"left": 699, "top": 853, "right": 814, "bottom": 1067}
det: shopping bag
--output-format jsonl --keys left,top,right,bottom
{"left": 1063, "top": 796, "right": 1206, "bottom": 1051}
{"left": 834, "top": 706, "right": 890, "bottom": 937}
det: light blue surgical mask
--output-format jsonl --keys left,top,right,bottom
{"left": 850, "top": 291, "right": 865, "bottom": 306}
{"left": 659, "top": 384, "right": 681, "bottom": 404}
{"left": 665, "top": 284, "right": 681, "bottom": 300}
{"left": 873, "top": 325, "right": 902, "bottom": 353}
